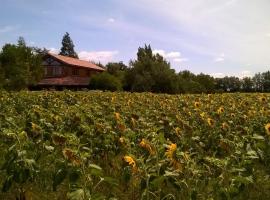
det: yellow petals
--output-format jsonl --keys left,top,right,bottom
{"left": 207, "top": 118, "right": 214, "bottom": 127}
{"left": 123, "top": 156, "right": 136, "bottom": 169}
{"left": 260, "top": 96, "right": 266, "bottom": 102}
{"left": 115, "top": 112, "right": 121, "bottom": 121}
{"left": 265, "top": 123, "right": 270, "bottom": 135}
{"left": 200, "top": 112, "right": 206, "bottom": 119}
{"left": 139, "top": 139, "right": 155, "bottom": 155}
{"left": 174, "top": 127, "right": 181, "bottom": 136}
{"left": 165, "top": 143, "right": 177, "bottom": 160}
{"left": 194, "top": 102, "right": 200, "bottom": 108}
{"left": 217, "top": 107, "right": 224, "bottom": 114}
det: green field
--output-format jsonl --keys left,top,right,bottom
{"left": 0, "top": 91, "right": 269, "bottom": 200}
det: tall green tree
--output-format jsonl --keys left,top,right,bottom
{"left": 127, "top": 45, "right": 177, "bottom": 93}
{"left": 59, "top": 32, "right": 78, "bottom": 58}
{"left": 178, "top": 70, "right": 204, "bottom": 93}
{"left": 0, "top": 37, "right": 43, "bottom": 90}
{"left": 241, "top": 77, "right": 253, "bottom": 92}
{"left": 262, "top": 71, "right": 270, "bottom": 92}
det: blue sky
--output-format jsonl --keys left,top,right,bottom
{"left": 0, "top": 0, "right": 270, "bottom": 77}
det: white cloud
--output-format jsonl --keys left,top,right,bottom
{"left": 211, "top": 73, "right": 225, "bottom": 78}
{"left": 214, "top": 53, "right": 225, "bottom": 62}
{"left": 153, "top": 49, "right": 188, "bottom": 63}
{"left": 78, "top": 50, "right": 119, "bottom": 64}
{"left": 240, "top": 70, "right": 252, "bottom": 78}
{"left": 123, "top": 0, "right": 270, "bottom": 72}
{"left": 0, "top": 25, "right": 19, "bottom": 33}
{"left": 166, "top": 52, "right": 181, "bottom": 59}
{"left": 108, "top": 18, "right": 115, "bottom": 23}
{"left": 173, "top": 58, "right": 188, "bottom": 63}
{"left": 48, "top": 47, "right": 59, "bottom": 54}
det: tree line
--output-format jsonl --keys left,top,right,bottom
{"left": 0, "top": 34, "right": 269, "bottom": 93}
{"left": 91, "top": 45, "right": 270, "bottom": 93}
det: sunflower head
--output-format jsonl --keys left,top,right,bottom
{"left": 114, "top": 112, "right": 121, "bottom": 121}
{"left": 194, "top": 102, "right": 200, "bottom": 108}
{"left": 123, "top": 155, "right": 136, "bottom": 168}
{"left": 165, "top": 143, "right": 177, "bottom": 160}
{"left": 217, "top": 107, "right": 224, "bottom": 114}
{"left": 260, "top": 96, "right": 266, "bottom": 102}
{"left": 207, "top": 118, "right": 214, "bottom": 127}
{"left": 139, "top": 139, "right": 155, "bottom": 155}
{"left": 265, "top": 123, "right": 270, "bottom": 135}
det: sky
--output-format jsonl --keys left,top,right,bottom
{"left": 0, "top": 0, "right": 270, "bottom": 77}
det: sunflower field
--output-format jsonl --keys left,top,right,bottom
{"left": 0, "top": 91, "right": 269, "bottom": 200}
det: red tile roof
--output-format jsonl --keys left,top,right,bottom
{"left": 47, "top": 53, "right": 105, "bottom": 71}
{"left": 38, "top": 76, "right": 90, "bottom": 86}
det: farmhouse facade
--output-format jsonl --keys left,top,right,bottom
{"left": 37, "top": 53, "right": 104, "bottom": 88}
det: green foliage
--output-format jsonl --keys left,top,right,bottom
{"left": 0, "top": 37, "right": 43, "bottom": 90}
{"left": 59, "top": 32, "right": 78, "bottom": 58}
{"left": 89, "top": 72, "right": 122, "bottom": 91}
{"left": 127, "top": 45, "right": 178, "bottom": 93}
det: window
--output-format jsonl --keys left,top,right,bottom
{"left": 54, "top": 67, "right": 62, "bottom": 76}
{"left": 72, "top": 68, "right": 79, "bottom": 76}
{"left": 44, "top": 66, "right": 62, "bottom": 77}
{"left": 45, "top": 67, "right": 53, "bottom": 77}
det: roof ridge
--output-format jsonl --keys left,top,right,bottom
{"left": 47, "top": 52, "right": 105, "bottom": 71}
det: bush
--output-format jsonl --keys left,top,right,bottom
{"left": 89, "top": 72, "right": 122, "bottom": 91}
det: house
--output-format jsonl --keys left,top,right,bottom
{"left": 37, "top": 53, "right": 105, "bottom": 88}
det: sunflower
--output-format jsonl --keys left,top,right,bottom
{"left": 123, "top": 156, "right": 136, "bottom": 169}
{"left": 194, "top": 102, "right": 200, "bottom": 108}
{"left": 200, "top": 112, "right": 206, "bottom": 119}
{"left": 165, "top": 143, "right": 177, "bottom": 160}
{"left": 207, "top": 118, "right": 214, "bottom": 127}
{"left": 265, "top": 123, "right": 270, "bottom": 135}
{"left": 139, "top": 139, "right": 155, "bottom": 155}
{"left": 260, "top": 96, "right": 266, "bottom": 102}
{"left": 114, "top": 112, "right": 121, "bottom": 121}
{"left": 217, "top": 107, "right": 224, "bottom": 114}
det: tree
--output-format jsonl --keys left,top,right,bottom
{"left": 195, "top": 73, "right": 215, "bottom": 93}
{"left": 0, "top": 37, "right": 43, "bottom": 90}
{"left": 89, "top": 72, "right": 122, "bottom": 91}
{"left": 106, "top": 62, "right": 128, "bottom": 76}
{"left": 215, "top": 76, "right": 241, "bottom": 92}
{"left": 262, "top": 71, "right": 270, "bottom": 92}
{"left": 59, "top": 32, "right": 78, "bottom": 58}
{"left": 241, "top": 77, "right": 253, "bottom": 92}
{"left": 178, "top": 71, "right": 204, "bottom": 93}
{"left": 252, "top": 73, "right": 263, "bottom": 92}
{"left": 127, "top": 45, "right": 177, "bottom": 93}
{"left": 105, "top": 62, "right": 128, "bottom": 89}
